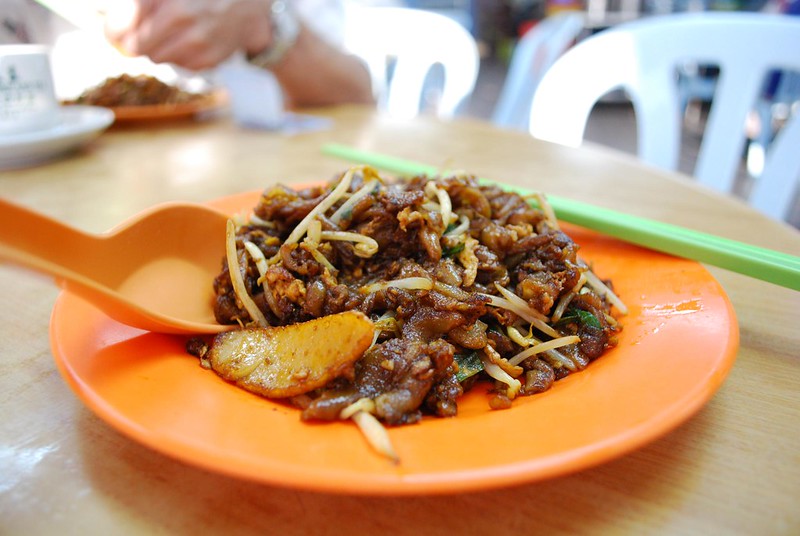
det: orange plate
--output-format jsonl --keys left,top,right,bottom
{"left": 49, "top": 190, "right": 739, "bottom": 495}
{"left": 106, "top": 90, "right": 226, "bottom": 123}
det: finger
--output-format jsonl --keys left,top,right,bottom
{"left": 128, "top": 2, "right": 194, "bottom": 59}
{"left": 103, "top": 0, "right": 148, "bottom": 38}
{"left": 103, "top": 0, "right": 162, "bottom": 57}
{"left": 147, "top": 30, "right": 236, "bottom": 70}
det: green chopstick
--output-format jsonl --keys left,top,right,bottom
{"left": 321, "top": 143, "right": 800, "bottom": 291}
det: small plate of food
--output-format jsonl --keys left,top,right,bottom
{"left": 66, "top": 74, "right": 226, "bottom": 123}
{"left": 49, "top": 168, "right": 738, "bottom": 495}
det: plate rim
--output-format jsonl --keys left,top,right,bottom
{"left": 0, "top": 106, "right": 114, "bottom": 169}
{"left": 0, "top": 105, "right": 114, "bottom": 146}
{"left": 106, "top": 90, "right": 226, "bottom": 122}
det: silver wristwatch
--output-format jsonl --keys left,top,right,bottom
{"left": 247, "top": 1, "right": 300, "bottom": 68}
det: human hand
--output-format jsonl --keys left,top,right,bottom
{"left": 104, "top": 0, "right": 273, "bottom": 70}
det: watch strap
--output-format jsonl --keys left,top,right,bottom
{"left": 247, "top": 1, "right": 300, "bottom": 68}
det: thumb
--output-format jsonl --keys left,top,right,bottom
{"left": 103, "top": 0, "right": 147, "bottom": 37}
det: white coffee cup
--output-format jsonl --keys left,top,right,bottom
{"left": 0, "top": 44, "right": 60, "bottom": 135}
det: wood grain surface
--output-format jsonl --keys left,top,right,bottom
{"left": 1, "top": 106, "right": 798, "bottom": 535}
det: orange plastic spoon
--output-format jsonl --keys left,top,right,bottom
{"left": 0, "top": 197, "right": 234, "bottom": 334}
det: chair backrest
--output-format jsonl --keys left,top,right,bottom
{"left": 343, "top": 5, "right": 480, "bottom": 119}
{"left": 492, "top": 12, "right": 585, "bottom": 131}
{"left": 528, "top": 13, "right": 800, "bottom": 221}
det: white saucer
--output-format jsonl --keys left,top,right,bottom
{"left": 0, "top": 106, "right": 115, "bottom": 170}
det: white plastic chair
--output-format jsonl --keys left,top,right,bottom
{"left": 752, "top": 69, "right": 800, "bottom": 170}
{"left": 529, "top": 13, "right": 800, "bottom": 221}
{"left": 492, "top": 12, "right": 585, "bottom": 131}
{"left": 343, "top": 5, "right": 480, "bottom": 119}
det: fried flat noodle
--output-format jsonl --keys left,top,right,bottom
{"left": 203, "top": 167, "right": 625, "bottom": 427}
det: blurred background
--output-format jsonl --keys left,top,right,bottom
{"left": 3, "top": 0, "right": 797, "bottom": 226}
{"left": 359, "top": 0, "right": 799, "bottom": 227}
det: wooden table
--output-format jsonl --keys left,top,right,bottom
{"left": 2, "top": 106, "right": 799, "bottom": 534}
